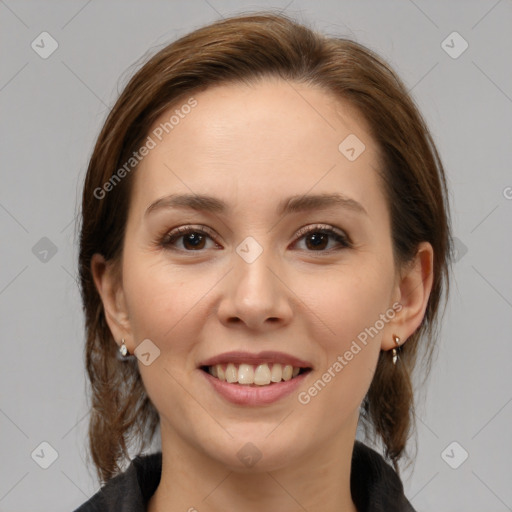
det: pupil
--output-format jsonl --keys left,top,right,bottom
{"left": 308, "top": 233, "right": 327, "bottom": 250}
{"left": 185, "top": 233, "right": 204, "bottom": 249}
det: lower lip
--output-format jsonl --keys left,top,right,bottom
{"left": 200, "top": 369, "right": 309, "bottom": 406}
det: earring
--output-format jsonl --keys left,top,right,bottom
{"left": 119, "top": 338, "right": 128, "bottom": 357}
{"left": 392, "top": 335, "right": 401, "bottom": 365}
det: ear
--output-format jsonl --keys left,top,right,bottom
{"left": 91, "top": 253, "right": 133, "bottom": 353}
{"left": 381, "top": 241, "right": 434, "bottom": 351}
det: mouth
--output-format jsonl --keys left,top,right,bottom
{"left": 198, "top": 351, "right": 313, "bottom": 388}
{"left": 200, "top": 363, "right": 312, "bottom": 386}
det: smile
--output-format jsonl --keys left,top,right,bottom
{"left": 198, "top": 350, "right": 313, "bottom": 405}
{"left": 201, "top": 363, "right": 310, "bottom": 386}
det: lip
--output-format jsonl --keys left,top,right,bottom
{"left": 198, "top": 350, "right": 313, "bottom": 369}
{"left": 200, "top": 368, "right": 310, "bottom": 406}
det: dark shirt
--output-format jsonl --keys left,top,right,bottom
{"left": 73, "top": 441, "right": 416, "bottom": 511}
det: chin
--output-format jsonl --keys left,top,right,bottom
{"left": 205, "top": 429, "right": 305, "bottom": 473}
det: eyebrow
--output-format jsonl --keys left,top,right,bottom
{"left": 144, "top": 192, "right": 368, "bottom": 217}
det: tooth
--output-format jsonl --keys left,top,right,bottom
{"left": 216, "top": 362, "right": 302, "bottom": 385}
{"left": 238, "top": 364, "right": 255, "bottom": 384}
{"left": 282, "top": 365, "right": 293, "bottom": 381}
{"left": 271, "top": 363, "right": 283, "bottom": 382}
{"left": 216, "top": 364, "right": 225, "bottom": 381}
{"left": 225, "top": 363, "right": 237, "bottom": 383}
{"left": 253, "top": 364, "right": 271, "bottom": 385}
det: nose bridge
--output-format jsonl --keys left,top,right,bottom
{"left": 233, "top": 235, "right": 279, "bottom": 304}
{"left": 218, "top": 234, "right": 292, "bottom": 328}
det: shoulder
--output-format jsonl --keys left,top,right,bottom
{"left": 72, "top": 452, "right": 162, "bottom": 512}
{"left": 351, "top": 441, "right": 416, "bottom": 512}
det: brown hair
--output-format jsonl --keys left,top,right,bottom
{"left": 78, "top": 12, "right": 453, "bottom": 484}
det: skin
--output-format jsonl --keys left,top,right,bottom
{"left": 92, "top": 78, "right": 433, "bottom": 512}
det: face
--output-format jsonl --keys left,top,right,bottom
{"left": 101, "top": 78, "right": 407, "bottom": 472}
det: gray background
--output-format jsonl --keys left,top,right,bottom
{"left": 1, "top": 0, "right": 511, "bottom": 511}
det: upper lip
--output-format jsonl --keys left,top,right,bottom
{"left": 199, "top": 351, "right": 313, "bottom": 369}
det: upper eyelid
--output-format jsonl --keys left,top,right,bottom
{"left": 294, "top": 223, "right": 347, "bottom": 238}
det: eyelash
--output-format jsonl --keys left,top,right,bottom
{"left": 159, "top": 224, "right": 352, "bottom": 253}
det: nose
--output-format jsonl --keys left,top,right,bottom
{"left": 217, "top": 245, "right": 293, "bottom": 331}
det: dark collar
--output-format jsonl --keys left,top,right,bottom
{"left": 74, "top": 441, "right": 416, "bottom": 511}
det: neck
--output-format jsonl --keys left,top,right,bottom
{"left": 148, "top": 419, "right": 359, "bottom": 512}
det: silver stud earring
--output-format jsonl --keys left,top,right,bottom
{"left": 392, "top": 335, "right": 401, "bottom": 365}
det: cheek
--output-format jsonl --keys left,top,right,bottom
{"left": 121, "top": 258, "right": 213, "bottom": 415}
{"left": 122, "top": 254, "right": 209, "bottom": 339}
{"left": 300, "top": 256, "right": 394, "bottom": 347}
{"left": 295, "top": 269, "right": 388, "bottom": 429}
{"left": 295, "top": 257, "right": 393, "bottom": 405}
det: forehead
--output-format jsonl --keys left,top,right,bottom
{"left": 130, "top": 79, "right": 383, "bottom": 221}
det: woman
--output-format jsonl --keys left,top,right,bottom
{"left": 74, "top": 12, "right": 452, "bottom": 512}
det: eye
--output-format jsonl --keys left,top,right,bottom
{"left": 159, "top": 223, "right": 351, "bottom": 253}
{"left": 160, "top": 225, "right": 220, "bottom": 251}
{"left": 292, "top": 224, "right": 351, "bottom": 252}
